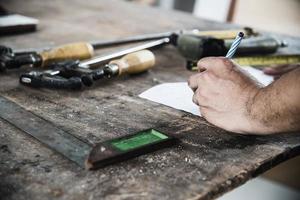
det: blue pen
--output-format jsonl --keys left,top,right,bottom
{"left": 226, "top": 32, "right": 244, "bottom": 58}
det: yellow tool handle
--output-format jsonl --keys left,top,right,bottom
{"left": 39, "top": 42, "right": 94, "bottom": 67}
{"left": 109, "top": 50, "right": 155, "bottom": 76}
{"left": 192, "top": 27, "right": 257, "bottom": 40}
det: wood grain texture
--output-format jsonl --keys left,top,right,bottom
{"left": 40, "top": 42, "right": 94, "bottom": 67}
{"left": 0, "top": 0, "right": 300, "bottom": 200}
{"left": 110, "top": 50, "right": 155, "bottom": 75}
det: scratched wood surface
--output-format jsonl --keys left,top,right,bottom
{"left": 0, "top": 0, "right": 300, "bottom": 200}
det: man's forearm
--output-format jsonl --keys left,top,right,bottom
{"left": 249, "top": 68, "right": 300, "bottom": 134}
{"left": 189, "top": 57, "right": 300, "bottom": 135}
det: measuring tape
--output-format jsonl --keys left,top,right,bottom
{"left": 190, "top": 54, "right": 300, "bottom": 70}
{"left": 233, "top": 55, "right": 300, "bottom": 66}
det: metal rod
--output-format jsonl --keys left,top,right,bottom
{"left": 79, "top": 38, "right": 170, "bottom": 68}
{"left": 90, "top": 31, "right": 174, "bottom": 49}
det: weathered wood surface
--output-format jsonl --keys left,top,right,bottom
{"left": 0, "top": 0, "right": 300, "bottom": 200}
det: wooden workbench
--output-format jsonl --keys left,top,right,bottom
{"left": 1, "top": 0, "right": 300, "bottom": 199}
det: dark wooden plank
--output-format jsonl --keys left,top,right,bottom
{"left": 1, "top": 0, "right": 300, "bottom": 200}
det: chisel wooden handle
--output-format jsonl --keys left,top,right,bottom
{"left": 109, "top": 50, "right": 155, "bottom": 76}
{"left": 39, "top": 42, "right": 94, "bottom": 67}
{"left": 81, "top": 50, "right": 156, "bottom": 86}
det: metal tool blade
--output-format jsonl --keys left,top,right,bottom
{"left": 0, "top": 96, "right": 92, "bottom": 167}
{"left": 79, "top": 38, "right": 170, "bottom": 68}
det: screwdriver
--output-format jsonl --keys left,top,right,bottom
{"left": 81, "top": 50, "right": 155, "bottom": 86}
{"left": 0, "top": 42, "right": 94, "bottom": 70}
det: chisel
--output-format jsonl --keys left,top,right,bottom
{"left": 81, "top": 49, "right": 155, "bottom": 86}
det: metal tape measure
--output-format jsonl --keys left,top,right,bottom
{"left": 191, "top": 55, "right": 300, "bottom": 70}
{"left": 233, "top": 55, "right": 300, "bottom": 66}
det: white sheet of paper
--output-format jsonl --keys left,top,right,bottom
{"left": 242, "top": 66, "right": 274, "bottom": 86}
{"left": 139, "top": 66, "right": 274, "bottom": 116}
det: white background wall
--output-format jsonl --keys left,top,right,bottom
{"left": 233, "top": 0, "right": 300, "bottom": 37}
{"left": 193, "top": 0, "right": 232, "bottom": 22}
{"left": 155, "top": 0, "right": 300, "bottom": 36}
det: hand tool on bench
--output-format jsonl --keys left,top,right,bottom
{"left": 20, "top": 50, "right": 156, "bottom": 89}
{"left": 79, "top": 38, "right": 167, "bottom": 68}
{"left": 81, "top": 50, "right": 155, "bottom": 86}
{"left": 176, "top": 35, "right": 287, "bottom": 69}
{"left": 0, "top": 43, "right": 94, "bottom": 71}
{"left": 18, "top": 38, "right": 166, "bottom": 89}
{"left": 0, "top": 37, "right": 166, "bottom": 72}
{"left": 233, "top": 54, "right": 300, "bottom": 67}
{"left": 19, "top": 60, "right": 91, "bottom": 90}
{"left": 0, "top": 96, "right": 177, "bottom": 169}
{"left": 87, "top": 27, "right": 257, "bottom": 48}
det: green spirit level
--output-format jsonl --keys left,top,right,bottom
{"left": 86, "top": 129, "right": 177, "bottom": 169}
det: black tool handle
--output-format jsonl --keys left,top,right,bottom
{"left": 20, "top": 72, "right": 82, "bottom": 90}
{"left": 81, "top": 69, "right": 105, "bottom": 87}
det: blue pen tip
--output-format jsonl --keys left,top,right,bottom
{"left": 238, "top": 32, "right": 244, "bottom": 38}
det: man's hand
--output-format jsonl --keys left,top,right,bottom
{"left": 188, "top": 57, "right": 300, "bottom": 135}
{"left": 188, "top": 57, "right": 266, "bottom": 134}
